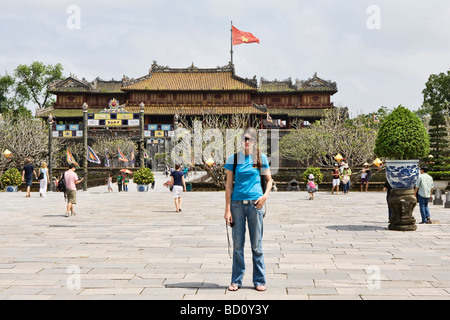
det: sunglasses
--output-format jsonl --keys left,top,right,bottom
{"left": 242, "top": 136, "right": 256, "bottom": 143}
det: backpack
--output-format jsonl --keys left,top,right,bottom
{"left": 308, "top": 181, "right": 316, "bottom": 189}
{"left": 58, "top": 172, "right": 66, "bottom": 193}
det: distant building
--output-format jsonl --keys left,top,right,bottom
{"left": 37, "top": 61, "right": 337, "bottom": 128}
{"left": 36, "top": 61, "right": 338, "bottom": 167}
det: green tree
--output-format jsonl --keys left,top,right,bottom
{"left": 418, "top": 70, "right": 450, "bottom": 117}
{"left": 14, "top": 61, "right": 64, "bottom": 110}
{"left": 279, "top": 128, "right": 327, "bottom": 167}
{"left": 0, "top": 73, "right": 31, "bottom": 117}
{"left": 428, "top": 104, "right": 450, "bottom": 171}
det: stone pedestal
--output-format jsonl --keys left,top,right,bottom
{"left": 433, "top": 190, "right": 443, "bottom": 205}
{"left": 445, "top": 192, "right": 450, "bottom": 208}
{"left": 388, "top": 188, "right": 417, "bottom": 231}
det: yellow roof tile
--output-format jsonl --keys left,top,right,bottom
{"left": 123, "top": 72, "right": 256, "bottom": 91}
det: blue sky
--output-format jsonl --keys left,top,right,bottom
{"left": 1, "top": 0, "right": 449, "bottom": 116}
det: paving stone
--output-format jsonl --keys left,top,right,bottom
{"left": 1, "top": 172, "right": 450, "bottom": 300}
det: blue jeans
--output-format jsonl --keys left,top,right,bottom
{"left": 417, "top": 194, "right": 431, "bottom": 222}
{"left": 342, "top": 181, "right": 350, "bottom": 193}
{"left": 230, "top": 201, "right": 266, "bottom": 287}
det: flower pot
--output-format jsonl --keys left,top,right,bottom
{"left": 385, "top": 159, "right": 420, "bottom": 189}
{"left": 5, "top": 186, "right": 18, "bottom": 192}
{"left": 137, "top": 184, "right": 149, "bottom": 192}
{"left": 433, "top": 180, "right": 449, "bottom": 191}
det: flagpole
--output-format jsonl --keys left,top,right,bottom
{"left": 230, "top": 21, "right": 234, "bottom": 67}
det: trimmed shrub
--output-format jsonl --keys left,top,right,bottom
{"left": 133, "top": 167, "right": 155, "bottom": 185}
{"left": 374, "top": 105, "right": 430, "bottom": 160}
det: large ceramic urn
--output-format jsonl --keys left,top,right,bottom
{"left": 385, "top": 160, "right": 419, "bottom": 231}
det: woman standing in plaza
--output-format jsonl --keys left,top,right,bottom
{"left": 106, "top": 173, "right": 113, "bottom": 192}
{"left": 224, "top": 127, "right": 273, "bottom": 292}
{"left": 342, "top": 164, "right": 352, "bottom": 194}
{"left": 360, "top": 162, "right": 372, "bottom": 192}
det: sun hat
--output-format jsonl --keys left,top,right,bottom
{"left": 308, "top": 174, "right": 314, "bottom": 179}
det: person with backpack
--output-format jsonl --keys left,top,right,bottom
{"left": 224, "top": 127, "right": 273, "bottom": 293}
{"left": 307, "top": 174, "right": 317, "bottom": 200}
{"left": 62, "top": 164, "right": 84, "bottom": 217}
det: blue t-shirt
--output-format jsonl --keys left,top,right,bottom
{"left": 224, "top": 152, "right": 270, "bottom": 201}
{"left": 171, "top": 170, "right": 184, "bottom": 186}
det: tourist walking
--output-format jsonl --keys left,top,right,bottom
{"left": 360, "top": 162, "right": 372, "bottom": 192}
{"left": 22, "top": 158, "right": 37, "bottom": 197}
{"left": 117, "top": 172, "right": 123, "bottom": 192}
{"left": 123, "top": 174, "right": 129, "bottom": 192}
{"left": 38, "top": 161, "right": 50, "bottom": 197}
{"left": 224, "top": 127, "right": 273, "bottom": 292}
{"left": 106, "top": 173, "right": 113, "bottom": 192}
{"left": 414, "top": 166, "right": 434, "bottom": 224}
{"left": 170, "top": 164, "right": 186, "bottom": 212}
{"left": 331, "top": 163, "right": 341, "bottom": 195}
{"left": 306, "top": 174, "right": 317, "bottom": 200}
{"left": 165, "top": 165, "right": 169, "bottom": 178}
{"left": 63, "top": 164, "right": 84, "bottom": 217}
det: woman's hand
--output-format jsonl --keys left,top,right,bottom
{"left": 224, "top": 208, "right": 233, "bottom": 226}
{"left": 254, "top": 195, "right": 267, "bottom": 209}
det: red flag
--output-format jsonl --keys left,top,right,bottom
{"left": 232, "top": 25, "right": 260, "bottom": 45}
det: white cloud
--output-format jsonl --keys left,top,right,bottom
{"left": 0, "top": 0, "right": 449, "bottom": 115}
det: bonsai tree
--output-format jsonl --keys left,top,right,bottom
{"left": 374, "top": 105, "right": 430, "bottom": 160}
{"left": 1, "top": 168, "right": 22, "bottom": 187}
{"left": 133, "top": 167, "right": 155, "bottom": 185}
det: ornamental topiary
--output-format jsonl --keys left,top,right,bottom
{"left": 374, "top": 105, "right": 430, "bottom": 160}
{"left": 132, "top": 167, "right": 155, "bottom": 185}
{"left": 1, "top": 168, "right": 22, "bottom": 187}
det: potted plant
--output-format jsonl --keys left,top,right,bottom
{"left": 374, "top": 105, "right": 430, "bottom": 231}
{"left": 1, "top": 168, "right": 23, "bottom": 192}
{"left": 133, "top": 167, "right": 155, "bottom": 192}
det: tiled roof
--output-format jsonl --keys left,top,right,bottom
{"left": 267, "top": 108, "right": 332, "bottom": 117}
{"left": 126, "top": 105, "right": 266, "bottom": 115}
{"left": 259, "top": 78, "right": 296, "bottom": 92}
{"left": 36, "top": 105, "right": 267, "bottom": 118}
{"left": 36, "top": 108, "right": 88, "bottom": 118}
{"left": 295, "top": 73, "right": 338, "bottom": 93}
{"left": 48, "top": 77, "right": 125, "bottom": 93}
{"left": 122, "top": 72, "right": 257, "bottom": 91}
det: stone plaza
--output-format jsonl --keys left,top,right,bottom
{"left": 1, "top": 173, "right": 450, "bottom": 300}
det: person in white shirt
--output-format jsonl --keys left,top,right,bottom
{"left": 414, "top": 167, "right": 434, "bottom": 224}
